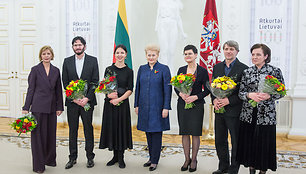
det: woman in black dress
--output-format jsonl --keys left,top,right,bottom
{"left": 99, "top": 44, "right": 133, "bottom": 169}
{"left": 237, "top": 44, "right": 285, "bottom": 174}
{"left": 175, "top": 45, "right": 210, "bottom": 172}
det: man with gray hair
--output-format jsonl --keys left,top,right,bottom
{"left": 211, "top": 40, "right": 248, "bottom": 174}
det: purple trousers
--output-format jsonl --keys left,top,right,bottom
{"left": 31, "top": 112, "right": 57, "bottom": 172}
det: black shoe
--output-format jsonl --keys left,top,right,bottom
{"left": 149, "top": 165, "right": 157, "bottom": 171}
{"left": 65, "top": 160, "right": 76, "bottom": 169}
{"left": 46, "top": 163, "right": 56, "bottom": 167}
{"left": 118, "top": 150, "right": 126, "bottom": 168}
{"left": 212, "top": 169, "right": 228, "bottom": 174}
{"left": 143, "top": 161, "right": 151, "bottom": 167}
{"left": 106, "top": 157, "right": 118, "bottom": 166}
{"left": 189, "top": 160, "right": 197, "bottom": 172}
{"left": 118, "top": 159, "right": 126, "bottom": 168}
{"left": 181, "top": 160, "right": 191, "bottom": 171}
{"left": 87, "top": 159, "right": 95, "bottom": 168}
{"left": 248, "top": 168, "right": 255, "bottom": 174}
{"left": 33, "top": 170, "right": 44, "bottom": 173}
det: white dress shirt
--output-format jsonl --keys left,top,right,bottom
{"left": 75, "top": 54, "right": 85, "bottom": 78}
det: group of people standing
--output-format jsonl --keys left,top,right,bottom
{"left": 22, "top": 36, "right": 285, "bottom": 174}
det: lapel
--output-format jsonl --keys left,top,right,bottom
{"left": 227, "top": 58, "right": 240, "bottom": 77}
{"left": 37, "top": 62, "right": 51, "bottom": 89}
{"left": 220, "top": 61, "right": 226, "bottom": 76}
{"left": 70, "top": 56, "right": 79, "bottom": 79}
{"left": 49, "top": 63, "right": 57, "bottom": 81}
{"left": 80, "top": 54, "right": 87, "bottom": 80}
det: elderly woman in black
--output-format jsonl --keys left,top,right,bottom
{"left": 237, "top": 43, "right": 285, "bottom": 174}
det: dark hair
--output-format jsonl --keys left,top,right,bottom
{"left": 250, "top": 43, "right": 271, "bottom": 63}
{"left": 223, "top": 40, "right": 239, "bottom": 51}
{"left": 72, "top": 36, "right": 86, "bottom": 45}
{"left": 183, "top": 45, "right": 198, "bottom": 54}
{"left": 114, "top": 44, "right": 128, "bottom": 54}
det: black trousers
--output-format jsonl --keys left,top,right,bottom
{"left": 214, "top": 114, "right": 240, "bottom": 174}
{"left": 31, "top": 112, "right": 57, "bottom": 172}
{"left": 145, "top": 132, "right": 162, "bottom": 164}
{"left": 67, "top": 103, "right": 95, "bottom": 160}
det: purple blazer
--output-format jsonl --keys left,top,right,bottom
{"left": 23, "top": 62, "right": 64, "bottom": 113}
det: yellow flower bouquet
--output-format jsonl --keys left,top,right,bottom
{"left": 208, "top": 76, "right": 237, "bottom": 113}
{"left": 170, "top": 73, "right": 196, "bottom": 109}
{"left": 10, "top": 113, "right": 37, "bottom": 136}
{"left": 65, "top": 79, "right": 91, "bottom": 111}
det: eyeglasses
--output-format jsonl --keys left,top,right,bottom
{"left": 73, "top": 44, "right": 84, "bottom": 47}
{"left": 184, "top": 53, "right": 194, "bottom": 56}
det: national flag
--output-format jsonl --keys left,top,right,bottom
{"left": 113, "top": 0, "right": 132, "bottom": 69}
{"left": 199, "top": 0, "right": 221, "bottom": 81}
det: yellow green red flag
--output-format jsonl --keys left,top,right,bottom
{"left": 113, "top": 0, "right": 132, "bottom": 69}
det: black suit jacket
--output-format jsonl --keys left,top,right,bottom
{"left": 211, "top": 58, "right": 248, "bottom": 117}
{"left": 62, "top": 54, "right": 99, "bottom": 106}
{"left": 23, "top": 62, "right": 64, "bottom": 113}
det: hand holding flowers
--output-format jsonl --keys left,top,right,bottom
{"left": 95, "top": 74, "right": 123, "bottom": 106}
{"left": 208, "top": 76, "right": 237, "bottom": 113}
{"left": 248, "top": 75, "right": 287, "bottom": 107}
{"left": 10, "top": 113, "right": 37, "bottom": 136}
{"left": 170, "top": 73, "right": 196, "bottom": 109}
{"left": 65, "top": 79, "right": 91, "bottom": 111}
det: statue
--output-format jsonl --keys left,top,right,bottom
{"left": 155, "top": 0, "right": 187, "bottom": 73}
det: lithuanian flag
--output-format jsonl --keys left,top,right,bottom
{"left": 113, "top": 0, "right": 132, "bottom": 69}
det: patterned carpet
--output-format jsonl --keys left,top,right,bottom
{"left": 1, "top": 134, "right": 305, "bottom": 169}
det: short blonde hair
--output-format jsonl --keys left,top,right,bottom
{"left": 39, "top": 45, "right": 54, "bottom": 61}
{"left": 145, "top": 44, "right": 160, "bottom": 54}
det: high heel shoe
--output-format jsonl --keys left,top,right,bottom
{"left": 149, "top": 164, "right": 157, "bottom": 171}
{"left": 180, "top": 160, "right": 191, "bottom": 171}
{"left": 143, "top": 161, "right": 151, "bottom": 167}
{"left": 249, "top": 168, "right": 255, "bottom": 174}
{"left": 189, "top": 160, "right": 197, "bottom": 172}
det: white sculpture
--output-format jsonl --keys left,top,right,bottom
{"left": 155, "top": 0, "right": 187, "bottom": 73}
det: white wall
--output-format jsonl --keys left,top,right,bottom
{"left": 34, "top": 0, "right": 306, "bottom": 136}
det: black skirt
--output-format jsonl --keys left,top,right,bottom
{"left": 237, "top": 108, "right": 277, "bottom": 171}
{"left": 99, "top": 98, "right": 133, "bottom": 151}
{"left": 177, "top": 101, "right": 204, "bottom": 136}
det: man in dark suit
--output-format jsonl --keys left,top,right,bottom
{"left": 62, "top": 36, "right": 99, "bottom": 169}
{"left": 211, "top": 40, "right": 248, "bottom": 174}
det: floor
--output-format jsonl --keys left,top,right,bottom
{"left": 1, "top": 117, "right": 306, "bottom": 173}
{"left": 2, "top": 117, "right": 306, "bottom": 152}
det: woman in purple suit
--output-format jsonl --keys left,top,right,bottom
{"left": 22, "top": 45, "right": 64, "bottom": 173}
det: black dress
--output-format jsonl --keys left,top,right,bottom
{"left": 237, "top": 108, "right": 277, "bottom": 171}
{"left": 175, "top": 65, "right": 210, "bottom": 136}
{"left": 99, "top": 64, "right": 133, "bottom": 151}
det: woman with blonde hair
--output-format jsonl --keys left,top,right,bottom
{"left": 134, "top": 44, "right": 172, "bottom": 171}
{"left": 22, "top": 45, "right": 63, "bottom": 173}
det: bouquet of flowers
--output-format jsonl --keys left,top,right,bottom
{"left": 10, "top": 113, "right": 37, "bottom": 136}
{"left": 65, "top": 79, "right": 91, "bottom": 111}
{"left": 249, "top": 75, "right": 287, "bottom": 107}
{"left": 208, "top": 76, "right": 237, "bottom": 113}
{"left": 170, "top": 73, "right": 196, "bottom": 109}
{"left": 95, "top": 74, "right": 123, "bottom": 106}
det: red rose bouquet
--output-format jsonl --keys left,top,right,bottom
{"left": 249, "top": 75, "right": 287, "bottom": 107}
{"left": 65, "top": 79, "right": 91, "bottom": 111}
{"left": 10, "top": 113, "right": 37, "bottom": 136}
{"left": 95, "top": 75, "right": 123, "bottom": 106}
{"left": 170, "top": 73, "right": 196, "bottom": 109}
{"left": 208, "top": 76, "right": 237, "bottom": 113}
